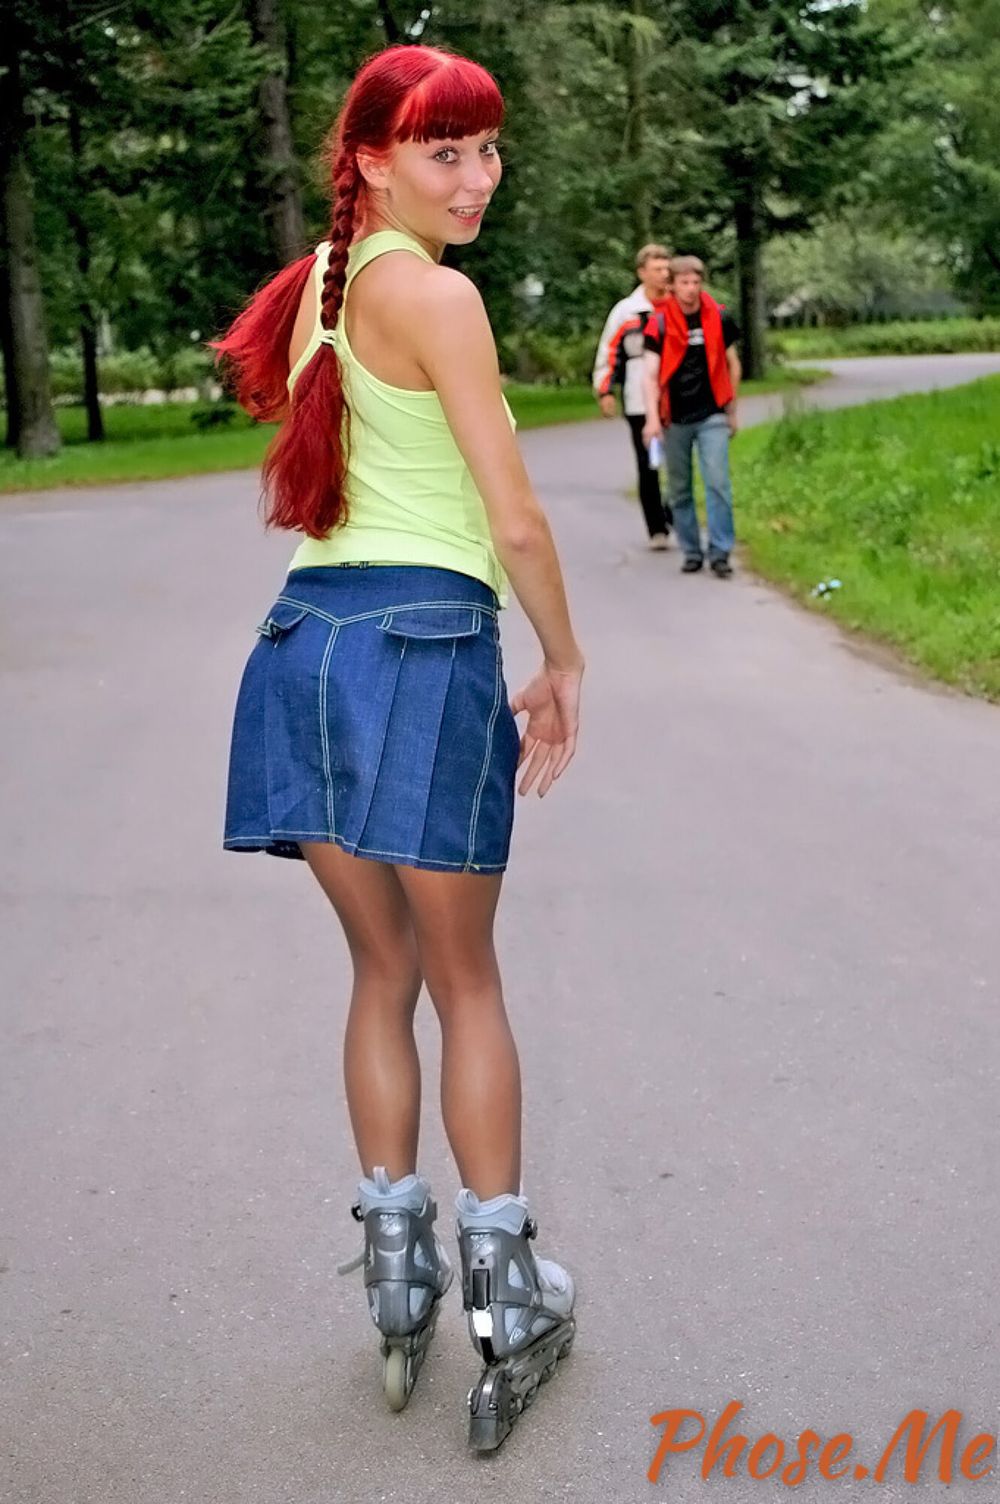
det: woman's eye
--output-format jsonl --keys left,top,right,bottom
{"left": 434, "top": 149, "right": 457, "bottom": 163}
{"left": 482, "top": 140, "right": 500, "bottom": 156}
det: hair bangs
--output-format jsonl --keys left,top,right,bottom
{"left": 394, "top": 55, "right": 503, "bottom": 144}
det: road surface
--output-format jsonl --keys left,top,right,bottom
{"left": 2, "top": 355, "right": 999, "bottom": 1503}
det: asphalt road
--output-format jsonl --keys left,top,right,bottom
{"left": 2, "top": 355, "right": 999, "bottom": 1504}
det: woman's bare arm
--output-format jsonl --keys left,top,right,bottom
{"left": 405, "top": 266, "right": 582, "bottom": 674}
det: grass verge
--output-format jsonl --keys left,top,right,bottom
{"left": 770, "top": 317, "right": 1000, "bottom": 360}
{"left": 730, "top": 375, "right": 1000, "bottom": 699}
{"left": 1, "top": 368, "right": 826, "bottom": 494}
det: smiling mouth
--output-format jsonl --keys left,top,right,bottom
{"left": 450, "top": 206, "right": 486, "bottom": 221}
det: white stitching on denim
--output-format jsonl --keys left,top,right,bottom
{"left": 275, "top": 595, "right": 496, "bottom": 629}
{"left": 317, "top": 624, "right": 339, "bottom": 837}
{"left": 377, "top": 606, "right": 481, "bottom": 640}
{"left": 466, "top": 619, "right": 503, "bottom": 871}
{"left": 225, "top": 832, "right": 506, "bottom": 870}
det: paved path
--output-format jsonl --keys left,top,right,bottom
{"left": 2, "top": 356, "right": 999, "bottom": 1503}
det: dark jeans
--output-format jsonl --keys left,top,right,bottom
{"left": 626, "top": 414, "right": 673, "bottom": 538}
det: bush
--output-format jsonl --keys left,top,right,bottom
{"left": 15, "top": 345, "right": 216, "bottom": 402}
{"left": 189, "top": 400, "right": 239, "bottom": 430}
{"left": 499, "top": 329, "right": 598, "bottom": 385}
{"left": 769, "top": 317, "right": 1000, "bottom": 360}
{"left": 48, "top": 347, "right": 158, "bottom": 397}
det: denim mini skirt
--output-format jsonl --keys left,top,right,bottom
{"left": 223, "top": 565, "right": 519, "bottom": 873}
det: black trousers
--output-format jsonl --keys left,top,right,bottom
{"left": 626, "top": 413, "right": 673, "bottom": 537}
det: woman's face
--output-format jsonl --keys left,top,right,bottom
{"left": 361, "top": 129, "right": 502, "bottom": 252}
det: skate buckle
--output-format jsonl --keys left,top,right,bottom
{"left": 525, "top": 1217, "right": 538, "bottom": 1240}
{"left": 350, "top": 1202, "right": 364, "bottom": 1223}
{"left": 472, "top": 1308, "right": 494, "bottom": 1340}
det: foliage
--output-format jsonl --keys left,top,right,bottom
{"left": 868, "top": 0, "right": 1000, "bottom": 312}
{"left": 26, "top": 1, "right": 266, "bottom": 355}
{"left": 5, "top": 0, "right": 995, "bottom": 415}
{"left": 764, "top": 214, "right": 959, "bottom": 322}
{"left": 769, "top": 317, "right": 1000, "bottom": 359}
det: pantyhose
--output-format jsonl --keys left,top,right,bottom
{"left": 300, "top": 841, "right": 521, "bottom": 1199}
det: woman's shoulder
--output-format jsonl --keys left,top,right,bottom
{"left": 364, "top": 251, "right": 484, "bottom": 318}
{"left": 359, "top": 257, "right": 490, "bottom": 366}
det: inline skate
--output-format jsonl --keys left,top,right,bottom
{"left": 338, "top": 1166, "right": 453, "bottom": 1410}
{"left": 455, "top": 1188, "right": 576, "bottom": 1450}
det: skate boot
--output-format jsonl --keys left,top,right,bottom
{"left": 455, "top": 1188, "right": 576, "bottom": 1451}
{"left": 337, "top": 1166, "right": 453, "bottom": 1411}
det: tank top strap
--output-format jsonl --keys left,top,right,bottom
{"left": 287, "top": 232, "right": 434, "bottom": 395}
{"left": 343, "top": 229, "right": 435, "bottom": 293}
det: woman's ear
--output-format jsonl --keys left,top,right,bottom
{"left": 356, "top": 149, "right": 390, "bottom": 191}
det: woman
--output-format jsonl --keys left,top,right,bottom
{"left": 215, "top": 45, "right": 583, "bottom": 1450}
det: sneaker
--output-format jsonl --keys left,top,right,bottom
{"left": 648, "top": 532, "right": 670, "bottom": 552}
{"left": 710, "top": 557, "right": 733, "bottom": 578}
{"left": 681, "top": 556, "right": 704, "bottom": 574}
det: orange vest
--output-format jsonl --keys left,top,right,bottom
{"left": 649, "top": 293, "right": 733, "bottom": 424}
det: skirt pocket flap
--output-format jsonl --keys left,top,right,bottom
{"left": 255, "top": 600, "right": 311, "bottom": 639}
{"left": 378, "top": 605, "right": 482, "bottom": 641}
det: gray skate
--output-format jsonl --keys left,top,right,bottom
{"left": 456, "top": 1189, "right": 576, "bottom": 1450}
{"left": 339, "top": 1168, "right": 453, "bottom": 1411}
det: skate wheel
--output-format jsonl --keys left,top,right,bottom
{"left": 383, "top": 1346, "right": 411, "bottom": 1412}
{"left": 468, "top": 1368, "right": 511, "bottom": 1452}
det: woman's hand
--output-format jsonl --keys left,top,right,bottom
{"left": 510, "top": 660, "right": 583, "bottom": 797}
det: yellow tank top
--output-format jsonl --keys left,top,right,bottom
{"left": 286, "top": 230, "right": 511, "bottom": 604}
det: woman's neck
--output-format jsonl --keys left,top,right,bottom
{"left": 354, "top": 214, "right": 444, "bottom": 263}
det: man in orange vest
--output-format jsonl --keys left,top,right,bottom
{"left": 642, "top": 256, "right": 742, "bottom": 577}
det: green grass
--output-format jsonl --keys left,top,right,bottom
{"left": 730, "top": 375, "right": 1000, "bottom": 699}
{"left": 770, "top": 317, "right": 1000, "bottom": 361}
{"left": 0, "top": 366, "right": 826, "bottom": 494}
{"left": 0, "top": 402, "right": 262, "bottom": 494}
{"left": 742, "top": 366, "right": 828, "bottom": 397}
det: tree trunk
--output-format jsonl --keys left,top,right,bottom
{"left": 623, "top": 0, "right": 652, "bottom": 248}
{"left": 67, "top": 102, "right": 104, "bottom": 442}
{"left": 0, "top": 47, "right": 60, "bottom": 458}
{"left": 734, "top": 181, "right": 767, "bottom": 381}
{"left": 248, "top": 0, "right": 305, "bottom": 265}
{"left": 376, "top": 0, "right": 403, "bottom": 44}
{"left": 79, "top": 319, "right": 102, "bottom": 440}
{"left": 0, "top": 252, "right": 21, "bottom": 449}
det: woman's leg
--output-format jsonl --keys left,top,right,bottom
{"left": 393, "top": 867, "right": 520, "bottom": 1201}
{"left": 300, "top": 842, "right": 423, "bottom": 1184}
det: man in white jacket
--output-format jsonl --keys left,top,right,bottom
{"left": 592, "top": 243, "right": 673, "bottom": 549}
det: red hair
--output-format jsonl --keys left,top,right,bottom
{"left": 211, "top": 46, "right": 504, "bottom": 538}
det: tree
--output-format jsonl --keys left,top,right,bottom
{"left": 0, "top": 29, "right": 60, "bottom": 457}
{"left": 764, "top": 212, "right": 958, "bottom": 321}
{"left": 247, "top": 0, "right": 306, "bottom": 264}
{"left": 654, "top": 0, "right": 913, "bottom": 375}
{"left": 870, "top": 0, "right": 1000, "bottom": 312}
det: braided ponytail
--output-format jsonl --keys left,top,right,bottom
{"left": 260, "top": 153, "right": 360, "bottom": 536}
{"left": 320, "top": 155, "right": 361, "bottom": 336}
{"left": 211, "top": 44, "right": 503, "bottom": 539}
